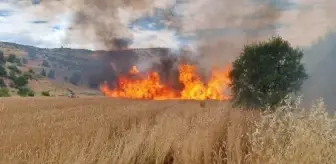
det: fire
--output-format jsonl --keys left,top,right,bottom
{"left": 100, "top": 64, "right": 232, "bottom": 100}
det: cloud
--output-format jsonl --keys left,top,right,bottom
{"left": 0, "top": 0, "right": 333, "bottom": 50}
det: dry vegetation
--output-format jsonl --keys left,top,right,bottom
{"left": 0, "top": 97, "right": 335, "bottom": 164}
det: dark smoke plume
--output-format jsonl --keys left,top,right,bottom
{"left": 38, "top": 0, "right": 295, "bottom": 94}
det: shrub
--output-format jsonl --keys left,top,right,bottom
{"left": 40, "top": 69, "right": 46, "bottom": 77}
{"left": 23, "top": 72, "right": 33, "bottom": 80}
{"left": 69, "top": 72, "right": 81, "bottom": 85}
{"left": 17, "top": 87, "right": 34, "bottom": 97}
{"left": 42, "top": 60, "right": 50, "bottom": 67}
{"left": 0, "top": 50, "right": 5, "bottom": 64}
{"left": 41, "top": 91, "right": 50, "bottom": 96}
{"left": 7, "top": 65, "right": 21, "bottom": 74}
{"left": 22, "top": 58, "right": 28, "bottom": 64}
{"left": 229, "top": 36, "right": 308, "bottom": 110}
{"left": 8, "top": 71, "right": 16, "bottom": 81}
{"left": 0, "top": 88, "right": 10, "bottom": 97}
{"left": 0, "top": 79, "right": 6, "bottom": 87}
{"left": 48, "top": 69, "right": 55, "bottom": 79}
{"left": 6, "top": 54, "right": 16, "bottom": 63}
{"left": 12, "top": 76, "right": 28, "bottom": 88}
{"left": 0, "top": 66, "right": 7, "bottom": 77}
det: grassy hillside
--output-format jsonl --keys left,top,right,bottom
{"left": 0, "top": 42, "right": 103, "bottom": 96}
{"left": 0, "top": 97, "right": 334, "bottom": 163}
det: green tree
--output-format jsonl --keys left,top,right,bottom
{"left": 229, "top": 36, "right": 308, "bottom": 110}
{"left": 42, "top": 60, "right": 50, "bottom": 67}
{"left": 7, "top": 65, "right": 21, "bottom": 74}
{"left": 48, "top": 69, "right": 55, "bottom": 79}
{"left": 0, "top": 66, "right": 7, "bottom": 77}
{"left": 0, "top": 88, "right": 10, "bottom": 97}
{"left": 0, "top": 79, "right": 6, "bottom": 87}
{"left": 0, "top": 50, "right": 5, "bottom": 65}
{"left": 41, "top": 91, "right": 50, "bottom": 96}
{"left": 40, "top": 69, "right": 46, "bottom": 77}
{"left": 8, "top": 71, "right": 16, "bottom": 81}
{"left": 23, "top": 72, "right": 33, "bottom": 80}
{"left": 22, "top": 58, "right": 28, "bottom": 64}
{"left": 13, "top": 76, "right": 28, "bottom": 88}
{"left": 69, "top": 72, "right": 81, "bottom": 85}
{"left": 28, "top": 68, "right": 35, "bottom": 74}
{"left": 6, "top": 54, "right": 16, "bottom": 63}
{"left": 17, "top": 87, "right": 34, "bottom": 97}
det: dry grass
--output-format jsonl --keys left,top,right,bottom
{"left": 0, "top": 97, "right": 335, "bottom": 164}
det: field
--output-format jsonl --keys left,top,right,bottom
{"left": 0, "top": 97, "right": 335, "bottom": 164}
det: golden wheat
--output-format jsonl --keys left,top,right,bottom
{"left": 0, "top": 97, "right": 334, "bottom": 164}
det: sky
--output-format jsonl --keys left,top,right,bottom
{"left": 0, "top": 0, "right": 334, "bottom": 50}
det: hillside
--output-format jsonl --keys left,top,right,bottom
{"left": 0, "top": 42, "right": 102, "bottom": 96}
{"left": 0, "top": 41, "right": 178, "bottom": 97}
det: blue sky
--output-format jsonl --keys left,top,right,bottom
{"left": 0, "top": 0, "right": 334, "bottom": 50}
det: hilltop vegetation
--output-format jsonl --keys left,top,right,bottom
{"left": 0, "top": 42, "right": 100, "bottom": 97}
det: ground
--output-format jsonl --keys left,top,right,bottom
{"left": 0, "top": 97, "right": 335, "bottom": 164}
{"left": 0, "top": 97, "right": 253, "bottom": 164}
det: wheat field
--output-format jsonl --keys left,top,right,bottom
{"left": 0, "top": 97, "right": 335, "bottom": 164}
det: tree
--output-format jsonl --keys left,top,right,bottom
{"left": 28, "top": 68, "right": 35, "bottom": 74}
{"left": 40, "top": 69, "right": 46, "bottom": 77}
{"left": 7, "top": 65, "right": 21, "bottom": 74}
{"left": 22, "top": 58, "right": 28, "bottom": 64}
{"left": 69, "top": 72, "right": 81, "bottom": 85}
{"left": 0, "top": 88, "right": 10, "bottom": 97}
{"left": 0, "top": 50, "right": 5, "bottom": 65}
{"left": 0, "top": 79, "right": 6, "bottom": 87}
{"left": 13, "top": 76, "right": 28, "bottom": 88}
{"left": 6, "top": 54, "right": 16, "bottom": 63}
{"left": 42, "top": 60, "right": 50, "bottom": 67}
{"left": 229, "top": 36, "right": 308, "bottom": 110}
{"left": 23, "top": 72, "right": 33, "bottom": 80}
{"left": 41, "top": 91, "right": 50, "bottom": 96}
{"left": 0, "top": 66, "right": 7, "bottom": 77}
{"left": 17, "top": 87, "right": 34, "bottom": 97}
{"left": 48, "top": 69, "right": 55, "bottom": 79}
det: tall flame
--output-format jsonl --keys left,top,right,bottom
{"left": 100, "top": 64, "right": 232, "bottom": 100}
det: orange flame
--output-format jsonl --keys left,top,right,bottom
{"left": 100, "top": 64, "right": 232, "bottom": 100}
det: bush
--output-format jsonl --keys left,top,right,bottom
{"left": 42, "top": 60, "right": 50, "bottom": 67}
{"left": 0, "top": 66, "right": 7, "bottom": 77}
{"left": 229, "top": 36, "right": 308, "bottom": 110}
{"left": 17, "top": 87, "right": 34, "bottom": 97}
{"left": 22, "top": 58, "right": 28, "bottom": 64}
{"left": 0, "top": 79, "right": 6, "bottom": 87}
{"left": 7, "top": 65, "right": 21, "bottom": 74}
{"left": 40, "top": 69, "right": 46, "bottom": 77}
{"left": 69, "top": 72, "right": 82, "bottom": 85}
{"left": 8, "top": 71, "right": 16, "bottom": 81}
{"left": 48, "top": 69, "right": 55, "bottom": 79}
{"left": 6, "top": 54, "right": 16, "bottom": 63}
{"left": 0, "top": 88, "right": 10, "bottom": 97}
{"left": 0, "top": 50, "right": 5, "bottom": 65}
{"left": 15, "top": 58, "right": 22, "bottom": 66}
{"left": 41, "top": 91, "right": 50, "bottom": 96}
{"left": 12, "top": 76, "right": 28, "bottom": 88}
{"left": 28, "top": 68, "right": 35, "bottom": 74}
{"left": 23, "top": 72, "right": 33, "bottom": 80}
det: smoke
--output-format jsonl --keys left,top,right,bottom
{"left": 39, "top": 0, "right": 176, "bottom": 50}
{"left": 38, "top": 0, "right": 292, "bottom": 91}
{"left": 38, "top": 0, "right": 284, "bottom": 51}
{"left": 175, "top": 0, "right": 283, "bottom": 70}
